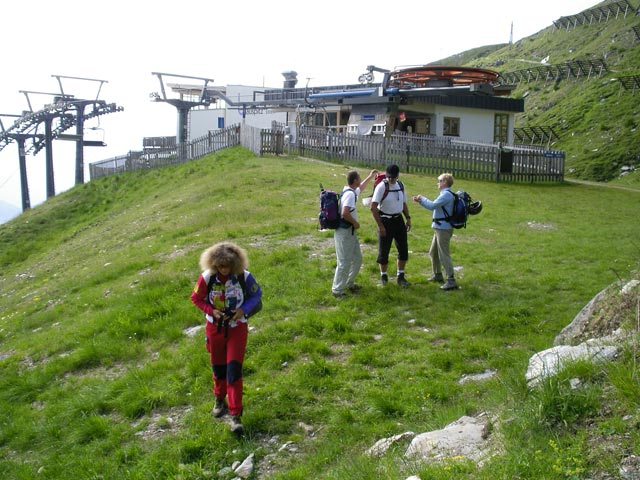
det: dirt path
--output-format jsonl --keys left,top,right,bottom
{"left": 565, "top": 178, "right": 640, "bottom": 193}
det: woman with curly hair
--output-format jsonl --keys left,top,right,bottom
{"left": 190, "top": 242, "right": 262, "bottom": 434}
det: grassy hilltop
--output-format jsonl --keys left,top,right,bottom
{"left": 0, "top": 147, "right": 639, "bottom": 479}
{"left": 435, "top": 0, "right": 640, "bottom": 184}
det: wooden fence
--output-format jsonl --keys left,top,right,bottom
{"left": 296, "top": 127, "right": 564, "bottom": 183}
{"left": 241, "top": 124, "right": 286, "bottom": 156}
{"left": 89, "top": 125, "right": 241, "bottom": 179}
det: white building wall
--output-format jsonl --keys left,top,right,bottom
{"left": 432, "top": 106, "right": 516, "bottom": 144}
{"left": 433, "top": 106, "right": 489, "bottom": 142}
{"left": 188, "top": 84, "right": 289, "bottom": 140}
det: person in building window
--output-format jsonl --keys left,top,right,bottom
{"left": 190, "top": 242, "right": 262, "bottom": 435}
{"left": 332, "top": 169, "right": 378, "bottom": 297}
{"left": 412, "top": 173, "right": 459, "bottom": 291}
{"left": 370, "top": 164, "right": 412, "bottom": 287}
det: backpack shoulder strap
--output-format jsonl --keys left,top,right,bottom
{"left": 237, "top": 272, "right": 247, "bottom": 296}
{"left": 341, "top": 188, "right": 357, "bottom": 208}
{"left": 205, "top": 272, "right": 217, "bottom": 305}
{"left": 436, "top": 190, "right": 457, "bottom": 223}
{"left": 381, "top": 179, "right": 404, "bottom": 203}
{"left": 339, "top": 189, "right": 356, "bottom": 229}
{"left": 206, "top": 271, "right": 216, "bottom": 291}
{"left": 237, "top": 271, "right": 263, "bottom": 318}
{"left": 380, "top": 179, "right": 390, "bottom": 202}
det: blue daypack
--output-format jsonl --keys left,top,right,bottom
{"left": 437, "top": 190, "right": 471, "bottom": 229}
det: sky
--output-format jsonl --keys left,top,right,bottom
{"left": 0, "top": 0, "right": 599, "bottom": 221}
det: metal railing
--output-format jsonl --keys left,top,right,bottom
{"left": 89, "top": 125, "right": 240, "bottom": 179}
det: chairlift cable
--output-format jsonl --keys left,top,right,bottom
{"left": 0, "top": 166, "right": 20, "bottom": 189}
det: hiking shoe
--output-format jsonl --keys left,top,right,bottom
{"left": 230, "top": 415, "right": 244, "bottom": 435}
{"left": 212, "top": 398, "right": 227, "bottom": 418}
{"left": 397, "top": 273, "right": 410, "bottom": 288}
{"left": 440, "top": 280, "right": 459, "bottom": 291}
{"left": 347, "top": 284, "right": 362, "bottom": 292}
{"left": 380, "top": 274, "right": 388, "bottom": 286}
{"left": 428, "top": 273, "right": 444, "bottom": 283}
{"left": 332, "top": 291, "right": 348, "bottom": 298}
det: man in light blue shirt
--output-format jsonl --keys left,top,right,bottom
{"left": 413, "top": 173, "right": 459, "bottom": 290}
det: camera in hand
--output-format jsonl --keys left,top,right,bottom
{"left": 221, "top": 307, "right": 235, "bottom": 321}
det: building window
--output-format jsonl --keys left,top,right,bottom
{"left": 494, "top": 113, "right": 509, "bottom": 143}
{"left": 217, "top": 117, "right": 225, "bottom": 129}
{"left": 443, "top": 117, "right": 460, "bottom": 136}
{"left": 415, "top": 117, "right": 431, "bottom": 135}
{"left": 299, "top": 112, "right": 325, "bottom": 126}
{"left": 372, "top": 124, "right": 386, "bottom": 135}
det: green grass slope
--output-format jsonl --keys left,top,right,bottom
{"left": 436, "top": 1, "right": 640, "bottom": 185}
{"left": 1, "top": 147, "right": 639, "bottom": 479}
{"left": 430, "top": 44, "right": 507, "bottom": 67}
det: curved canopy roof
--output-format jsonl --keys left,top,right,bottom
{"left": 387, "top": 66, "right": 501, "bottom": 88}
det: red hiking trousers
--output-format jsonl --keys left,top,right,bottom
{"left": 205, "top": 320, "right": 248, "bottom": 416}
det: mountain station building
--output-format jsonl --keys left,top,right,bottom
{"left": 166, "top": 65, "right": 523, "bottom": 145}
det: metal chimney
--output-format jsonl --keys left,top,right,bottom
{"left": 282, "top": 71, "right": 298, "bottom": 89}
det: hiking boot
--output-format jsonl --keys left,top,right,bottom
{"left": 332, "top": 291, "right": 348, "bottom": 298}
{"left": 230, "top": 415, "right": 244, "bottom": 435}
{"left": 428, "top": 273, "right": 444, "bottom": 283}
{"left": 212, "top": 398, "right": 227, "bottom": 418}
{"left": 440, "top": 279, "right": 459, "bottom": 291}
{"left": 347, "top": 284, "right": 362, "bottom": 292}
{"left": 397, "top": 273, "right": 410, "bottom": 288}
{"left": 380, "top": 274, "right": 388, "bottom": 286}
